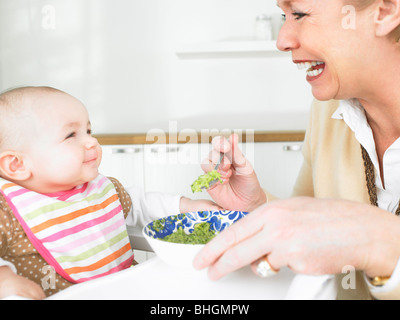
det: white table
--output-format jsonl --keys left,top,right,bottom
{"left": 47, "top": 257, "right": 296, "bottom": 300}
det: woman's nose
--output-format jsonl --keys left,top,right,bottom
{"left": 276, "top": 22, "right": 300, "bottom": 52}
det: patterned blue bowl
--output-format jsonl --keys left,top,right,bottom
{"left": 143, "top": 210, "right": 248, "bottom": 268}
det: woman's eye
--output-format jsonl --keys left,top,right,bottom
{"left": 281, "top": 14, "right": 286, "bottom": 21}
{"left": 293, "top": 12, "right": 307, "bottom": 20}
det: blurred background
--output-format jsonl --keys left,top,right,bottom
{"left": 0, "top": 2, "right": 315, "bottom": 263}
{"left": 0, "top": 0, "right": 313, "bottom": 134}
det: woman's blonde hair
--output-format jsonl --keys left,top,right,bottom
{"left": 346, "top": 0, "right": 376, "bottom": 10}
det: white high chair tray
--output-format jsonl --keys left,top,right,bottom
{"left": 47, "top": 257, "right": 296, "bottom": 300}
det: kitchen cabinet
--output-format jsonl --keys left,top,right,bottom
{"left": 100, "top": 143, "right": 211, "bottom": 199}
{"left": 143, "top": 143, "right": 213, "bottom": 201}
{"left": 99, "top": 145, "right": 145, "bottom": 189}
{"left": 251, "top": 142, "right": 303, "bottom": 199}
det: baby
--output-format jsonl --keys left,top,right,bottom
{"left": 0, "top": 86, "right": 219, "bottom": 299}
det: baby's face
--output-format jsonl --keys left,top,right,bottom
{"left": 23, "top": 91, "right": 102, "bottom": 193}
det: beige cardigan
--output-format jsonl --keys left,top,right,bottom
{"left": 271, "top": 99, "right": 400, "bottom": 300}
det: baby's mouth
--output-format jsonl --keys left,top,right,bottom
{"left": 84, "top": 154, "right": 98, "bottom": 164}
{"left": 294, "top": 61, "right": 326, "bottom": 77}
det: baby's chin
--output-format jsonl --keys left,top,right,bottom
{"left": 85, "top": 170, "right": 100, "bottom": 183}
{"left": 71, "top": 170, "right": 100, "bottom": 189}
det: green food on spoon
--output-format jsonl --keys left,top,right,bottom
{"left": 191, "top": 170, "right": 223, "bottom": 193}
{"left": 161, "top": 222, "right": 216, "bottom": 244}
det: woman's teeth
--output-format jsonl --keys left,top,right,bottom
{"left": 296, "top": 61, "right": 325, "bottom": 77}
{"left": 306, "top": 68, "right": 324, "bottom": 77}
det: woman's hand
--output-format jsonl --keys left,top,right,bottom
{"left": 0, "top": 266, "right": 46, "bottom": 300}
{"left": 193, "top": 197, "right": 400, "bottom": 280}
{"left": 201, "top": 134, "right": 266, "bottom": 212}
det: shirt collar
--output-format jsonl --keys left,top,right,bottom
{"left": 332, "top": 99, "right": 367, "bottom": 132}
{"left": 332, "top": 99, "right": 400, "bottom": 150}
{"left": 333, "top": 100, "right": 400, "bottom": 212}
{"left": 332, "top": 99, "right": 380, "bottom": 171}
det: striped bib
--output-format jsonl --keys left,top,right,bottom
{"left": 0, "top": 175, "right": 134, "bottom": 283}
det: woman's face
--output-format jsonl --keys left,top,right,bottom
{"left": 277, "top": 0, "right": 377, "bottom": 101}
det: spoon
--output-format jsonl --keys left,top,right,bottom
{"left": 201, "top": 153, "right": 224, "bottom": 190}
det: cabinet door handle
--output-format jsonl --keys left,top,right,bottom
{"left": 283, "top": 145, "right": 302, "bottom": 152}
{"left": 111, "top": 148, "right": 142, "bottom": 154}
{"left": 150, "top": 147, "right": 181, "bottom": 153}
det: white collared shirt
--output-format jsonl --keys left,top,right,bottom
{"left": 332, "top": 99, "right": 400, "bottom": 294}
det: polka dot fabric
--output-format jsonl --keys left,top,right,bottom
{"left": 0, "top": 177, "right": 132, "bottom": 297}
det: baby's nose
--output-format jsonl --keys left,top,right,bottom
{"left": 85, "top": 135, "right": 99, "bottom": 149}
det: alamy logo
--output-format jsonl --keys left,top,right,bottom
{"left": 342, "top": 265, "right": 357, "bottom": 290}
{"left": 42, "top": 5, "right": 56, "bottom": 30}
{"left": 342, "top": 5, "right": 356, "bottom": 30}
{"left": 41, "top": 265, "right": 56, "bottom": 290}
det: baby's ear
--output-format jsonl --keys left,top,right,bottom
{"left": 0, "top": 151, "right": 31, "bottom": 181}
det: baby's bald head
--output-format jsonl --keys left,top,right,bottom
{"left": 0, "top": 86, "right": 69, "bottom": 152}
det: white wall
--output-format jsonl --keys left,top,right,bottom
{"left": 0, "top": 0, "right": 313, "bottom": 134}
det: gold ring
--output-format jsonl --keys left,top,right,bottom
{"left": 256, "top": 256, "right": 279, "bottom": 278}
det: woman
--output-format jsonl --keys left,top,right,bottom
{"left": 193, "top": 0, "right": 400, "bottom": 300}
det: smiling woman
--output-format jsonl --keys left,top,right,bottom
{"left": 194, "top": 0, "right": 400, "bottom": 300}
{"left": 276, "top": 0, "right": 397, "bottom": 101}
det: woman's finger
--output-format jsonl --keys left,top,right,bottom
{"left": 208, "top": 134, "right": 253, "bottom": 177}
{"left": 250, "top": 252, "right": 281, "bottom": 278}
{"left": 226, "top": 134, "right": 254, "bottom": 176}
{"left": 201, "top": 149, "right": 229, "bottom": 173}
{"left": 228, "top": 134, "right": 246, "bottom": 167}
{"left": 193, "top": 208, "right": 266, "bottom": 270}
{"left": 206, "top": 230, "right": 274, "bottom": 280}
{"left": 212, "top": 136, "right": 232, "bottom": 154}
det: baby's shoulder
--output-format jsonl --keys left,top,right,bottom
{"left": 0, "top": 192, "right": 19, "bottom": 250}
{"left": 107, "top": 177, "right": 132, "bottom": 218}
{"left": 0, "top": 192, "right": 14, "bottom": 224}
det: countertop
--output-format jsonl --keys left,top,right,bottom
{"left": 94, "top": 130, "right": 305, "bottom": 145}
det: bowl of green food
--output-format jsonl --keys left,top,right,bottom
{"left": 142, "top": 210, "right": 248, "bottom": 268}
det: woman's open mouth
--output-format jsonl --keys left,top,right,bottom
{"left": 294, "top": 60, "right": 326, "bottom": 81}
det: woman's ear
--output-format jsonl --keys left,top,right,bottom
{"left": 374, "top": 0, "right": 400, "bottom": 38}
{"left": 0, "top": 151, "right": 31, "bottom": 181}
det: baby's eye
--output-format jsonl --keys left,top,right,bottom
{"left": 87, "top": 129, "right": 92, "bottom": 135}
{"left": 65, "top": 132, "right": 76, "bottom": 139}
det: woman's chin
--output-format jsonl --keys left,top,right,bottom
{"left": 311, "top": 86, "right": 339, "bottom": 102}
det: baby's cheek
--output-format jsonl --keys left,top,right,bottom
{"left": 97, "top": 146, "right": 103, "bottom": 166}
